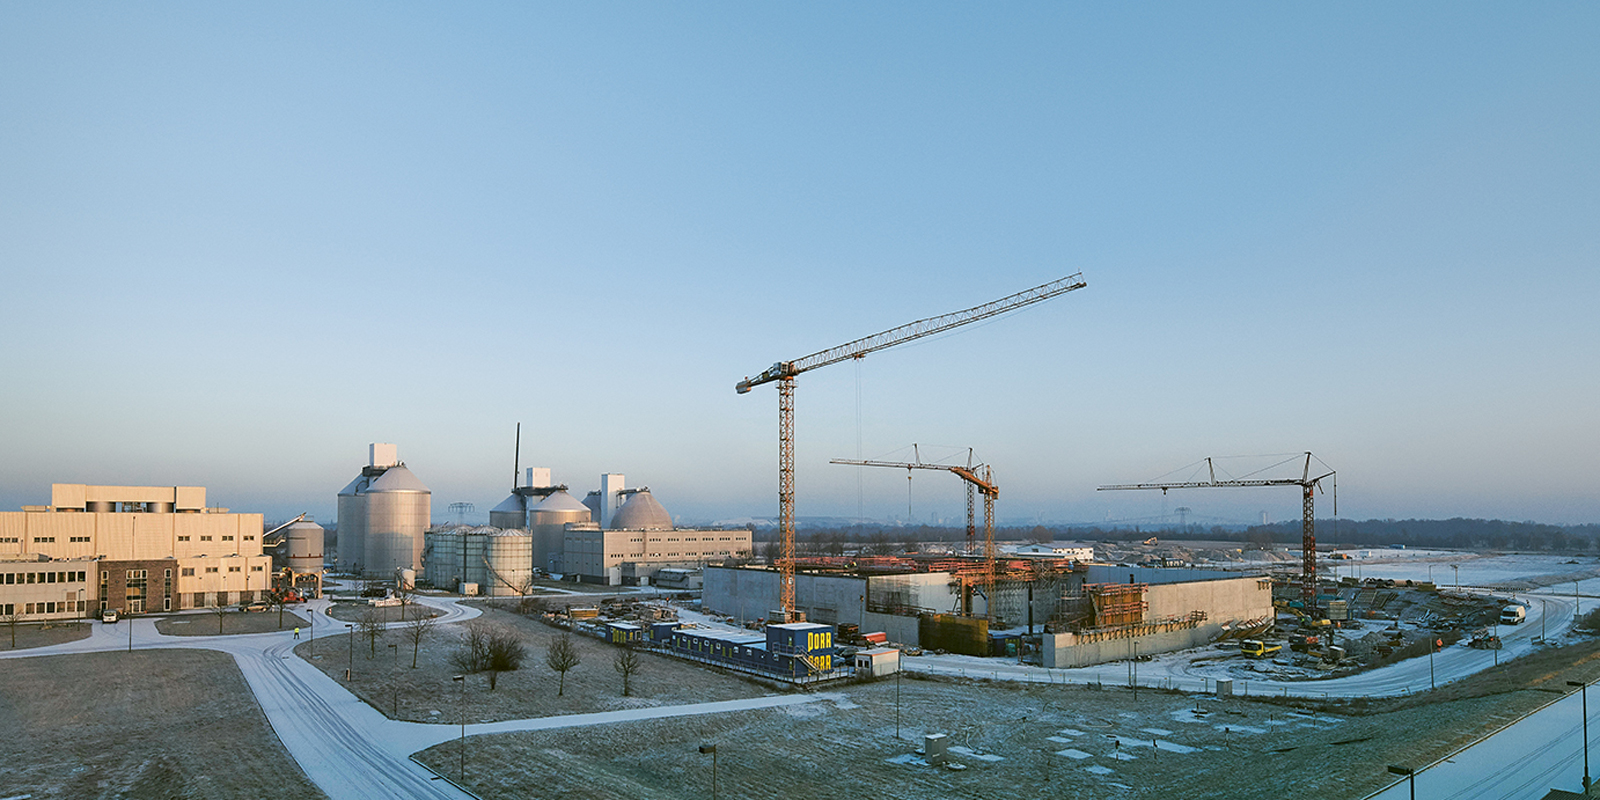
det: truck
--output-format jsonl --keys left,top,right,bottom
{"left": 1500, "top": 605, "right": 1526, "bottom": 625}
{"left": 1240, "top": 639, "right": 1282, "bottom": 659}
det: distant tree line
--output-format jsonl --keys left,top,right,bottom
{"left": 756, "top": 518, "right": 1600, "bottom": 555}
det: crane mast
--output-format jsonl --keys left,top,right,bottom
{"left": 738, "top": 273, "right": 1086, "bottom": 617}
{"left": 1099, "top": 452, "right": 1335, "bottom": 606}
{"left": 831, "top": 453, "right": 1000, "bottom": 616}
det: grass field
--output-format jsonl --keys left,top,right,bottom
{"left": 0, "top": 650, "right": 326, "bottom": 800}
{"left": 406, "top": 628, "right": 1600, "bottom": 800}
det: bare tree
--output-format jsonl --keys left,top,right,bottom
{"left": 393, "top": 582, "right": 414, "bottom": 622}
{"left": 403, "top": 615, "right": 437, "bottom": 668}
{"left": 358, "top": 608, "right": 385, "bottom": 657}
{"left": 269, "top": 592, "right": 288, "bottom": 629}
{"left": 546, "top": 633, "right": 581, "bottom": 696}
{"left": 484, "top": 629, "right": 526, "bottom": 690}
{"left": 1, "top": 611, "right": 21, "bottom": 648}
{"left": 210, "top": 602, "right": 229, "bottom": 634}
{"left": 449, "top": 622, "right": 525, "bottom": 690}
{"left": 613, "top": 645, "right": 642, "bottom": 697}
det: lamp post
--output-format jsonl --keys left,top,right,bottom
{"left": 309, "top": 601, "right": 314, "bottom": 658}
{"left": 1452, "top": 564, "right": 1459, "bottom": 593}
{"left": 1132, "top": 641, "right": 1139, "bottom": 701}
{"left": 1428, "top": 636, "right": 1436, "bottom": 690}
{"left": 1570, "top": 679, "right": 1591, "bottom": 790}
{"left": 452, "top": 674, "right": 466, "bottom": 783}
{"left": 1387, "top": 765, "right": 1415, "bottom": 800}
{"left": 698, "top": 744, "right": 718, "bottom": 800}
{"left": 346, "top": 623, "right": 354, "bottom": 680}
{"left": 895, "top": 665, "right": 901, "bottom": 739}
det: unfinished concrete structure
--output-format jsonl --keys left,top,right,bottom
{"left": 705, "top": 559, "right": 1273, "bottom": 664}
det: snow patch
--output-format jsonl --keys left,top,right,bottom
{"left": 1084, "top": 765, "right": 1116, "bottom": 775}
{"left": 1055, "top": 749, "right": 1092, "bottom": 759}
{"left": 949, "top": 746, "right": 1003, "bottom": 762}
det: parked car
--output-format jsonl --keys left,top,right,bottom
{"left": 101, "top": 608, "right": 119, "bottom": 623}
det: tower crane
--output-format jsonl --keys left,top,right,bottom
{"left": 1098, "top": 452, "right": 1335, "bottom": 606}
{"left": 737, "top": 273, "right": 1087, "bottom": 617}
{"left": 831, "top": 448, "right": 1000, "bottom": 615}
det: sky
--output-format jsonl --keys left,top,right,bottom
{"left": 1, "top": 3, "right": 1596, "bottom": 528}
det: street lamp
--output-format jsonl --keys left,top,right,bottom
{"left": 1387, "top": 764, "right": 1415, "bottom": 800}
{"left": 453, "top": 674, "right": 466, "bottom": 783}
{"left": 1452, "top": 564, "right": 1459, "bottom": 593}
{"left": 698, "top": 744, "right": 718, "bottom": 800}
{"left": 1570, "top": 679, "right": 1591, "bottom": 790}
{"left": 346, "top": 623, "right": 354, "bottom": 680}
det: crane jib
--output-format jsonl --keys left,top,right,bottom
{"left": 734, "top": 272, "right": 1085, "bottom": 392}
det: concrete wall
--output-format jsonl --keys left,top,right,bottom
{"left": 1081, "top": 564, "right": 1259, "bottom": 586}
{"left": 704, "top": 567, "right": 936, "bottom": 646}
{"left": 1042, "top": 575, "right": 1274, "bottom": 668}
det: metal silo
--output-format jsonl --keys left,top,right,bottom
{"left": 481, "top": 528, "right": 533, "bottom": 596}
{"left": 488, "top": 493, "right": 526, "bottom": 530}
{"left": 363, "top": 465, "right": 431, "bottom": 575}
{"left": 336, "top": 475, "right": 367, "bottom": 573}
{"left": 423, "top": 527, "right": 462, "bottom": 589}
{"left": 286, "top": 519, "right": 325, "bottom": 576}
{"left": 529, "top": 490, "right": 590, "bottom": 575}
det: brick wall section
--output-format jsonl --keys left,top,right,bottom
{"left": 99, "top": 559, "right": 177, "bottom": 615}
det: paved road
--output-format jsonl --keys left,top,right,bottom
{"left": 0, "top": 596, "right": 838, "bottom": 800}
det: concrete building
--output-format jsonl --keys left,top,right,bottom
{"left": 0, "top": 483, "right": 272, "bottom": 619}
{"left": 336, "top": 443, "right": 431, "bottom": 576}
{"left": 563, "top": 486, "right": 751, "bottom": 585}
{"left": 704, "top": 561, "right": 1274, "bottom": 665}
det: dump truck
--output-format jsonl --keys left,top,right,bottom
{"left": 1241, "top": 639, "right": 1282, "bottom": 659}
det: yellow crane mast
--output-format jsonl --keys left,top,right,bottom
{"left": 737, "top": 273, "right": 1087, "bottom": 617}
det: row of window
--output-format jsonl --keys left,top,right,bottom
{"left": 2, "top": 570, "right": 87, "bottom": 585}
{"left": 16, "top": 600, "right": 86, "bottom": 615}
{"left": 175, "top": 535, "right": 254, "bottom": 542}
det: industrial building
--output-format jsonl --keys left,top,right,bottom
{"left": 0, "top": 483, "right": 273, "bottom": 619}
{"left": 562, "top": 484, "right": 753, "bottom": 585}
{"left": 336, "top": 443, "right": 431, "bottom": 576}
{"left": 704, "top": 558, "right": 1273, "bottom": 665}
{"left": 484, "top": 470, "right": 753, "bottom": 587}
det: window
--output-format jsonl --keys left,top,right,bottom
{"left": 227, "top": 566, "right": 240, "bottom": 573}
{"left": 250, "top": 565, "right": 263, "bottom": 572}
{"left": 205, "top": 567, "right": 218, "bottom": 574}
{"left": 0, "top": 536, "right": 18, "bottom": 543}
{"left": 177, "top": 536, "right": 190, "bottom": 542}
{"left": 200, "top": 536, "right": 212, "bottom": 542}
{"left": 181, "top": 567, "right": 195, "bottom": 577}
{"left": 69, "top": 536, "right": 90, "bottom": 543}
{"left": 222, "top": 536, "right": 233, "bottom": 541}
{"left": 34, "top": 536, "right": 55, "bottom": 543}
{"left": 243, "top": 535, "right": 255, "bottom": 541}
{"left": 26, "top": 573, "right": 35, "bottom": 584}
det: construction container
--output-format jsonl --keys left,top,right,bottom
{"left": 855, "top": 648, "right": 900, "bottom": 677}
{"left": 920, "top": 614, "right": 989, "bottom": 656}
{"left": 606, "top": 622, "right": 644, "bottom": 645}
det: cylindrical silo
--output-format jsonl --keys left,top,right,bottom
{"left": 364, "top": 465, "right": 431, "bottom": 575}
{"left": 423, "top": 527, "right": 461, "bottom": 589}
{"left": 337, "top": 475, "right": 367, "bottom": 573}
{"left": 286, "top": 519, "right": 325, "bottom": 576}
{"left": 482, "top": 529, "right": 533, "bottom": 596}
{"left": 488, "top": 493, "right": 526, "bottom": 530}
{"left": 529, "top": 490, "right": 591, "bottom": 575}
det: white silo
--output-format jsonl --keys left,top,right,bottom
{"left": 529, "top": 490, "right": 590, "bottom": 574}
{"left": 364, "top": 464, "right": 431, "bottom": 575}
{"left": 286, "top": 519, "right": 326, "bottom": 576}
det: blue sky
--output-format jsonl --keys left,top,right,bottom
{"left": 2, "top": 3, "right": 1596, "bottom": 527}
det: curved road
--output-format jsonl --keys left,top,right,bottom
{"left": 0, "top": 595, "right": 840, "bottom": 800}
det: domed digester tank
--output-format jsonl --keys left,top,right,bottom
{"left": 363, "top": 465, "right": 431, "bottom": 575}
{"left": 529, "top": 490, "right": 591, "bottom": 574}
{"left": 609, "top": 490, "right": 673, "bottom": 530}
{"left": 286, "top": 519, "right": 325, "bottom": 576}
